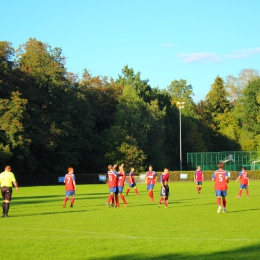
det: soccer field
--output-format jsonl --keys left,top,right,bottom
{"left": 2, "top": 180, "right": 260, "bottom": 260}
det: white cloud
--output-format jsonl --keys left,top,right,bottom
{"left": 178, "top": 52, "right": 223, "bottom": 63}
{"left": 225, "top": 48, "right": 260, "bottom": 59}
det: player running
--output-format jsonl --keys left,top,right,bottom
{"left": 125, "top": 167, "right": 139, "bottom": 196}
{"left": 194, "top": 165, "right": 204, "bottom": 194}
{"left": 212, "top": 162, "right": 229, "bottom": 213}
{"left": 145, "top": 165, "right": 157, "bottom": 202}
{"left": 158, "top": 168, "right": 170, "bottom": 208}
{"left": 63, "top": 167, "right": 76, "bottom": 208}
{"left": 236, "top": 167, "right": 249, "bottom": 197}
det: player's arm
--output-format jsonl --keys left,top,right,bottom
{"left": 236, "top": 175, "right": 241, "bottom": 182}
{"left": 13, "top": 181, "right": 19, "bottom": 192}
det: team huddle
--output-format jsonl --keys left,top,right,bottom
{"left": 62, "top": 162, "right": 250, "bottom": 214}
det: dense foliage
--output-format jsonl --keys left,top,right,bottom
{"left": 0, "top": 39, "right": 259, "bottom": 174}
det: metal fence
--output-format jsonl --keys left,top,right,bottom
{"left": 187, "top": 151, "right": 260, "bottom": 171}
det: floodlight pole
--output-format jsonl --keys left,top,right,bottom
{"left": 177, "top": 102, "right": 185, "bottom": 171}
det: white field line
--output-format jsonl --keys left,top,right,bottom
{"left": 2, "top": 227, "right": 259, "bottom": 241}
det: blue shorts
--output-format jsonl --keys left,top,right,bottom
{"left": 147, "top": 184, "right": 154, "bottom": 190}
{"left": 240, "top": 184, "right": 248, "bottom": 189}
{"left": 117, "top": 186, "right": 124, "bottom": 193}
{"left": 215, "top": 190, "right": 227, "bottom": 197}
{"left": 129, "top": 182, "right": 136, "bottom": 187}
{"left": 196, "top": 181, "right": 202, "bottom": 185}
{"left": 66, "top": 190, "right": 75, "bottom": 196}
{"left": 109, "top": 187, "right": 117, "bottom": 193}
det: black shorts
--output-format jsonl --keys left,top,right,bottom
{"left": 1, "top": 187, "right": 13, "bottom": 201}
{"left": 160, "top": 185, "right": 169, "bottom": 197}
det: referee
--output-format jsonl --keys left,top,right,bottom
{"left": 0, "top": 166, "right": 19, "bottom": 218}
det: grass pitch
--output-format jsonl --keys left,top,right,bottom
{"left": 2, "top": 180, "right": 260, "bottom": 260}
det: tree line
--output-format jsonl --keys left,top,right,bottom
{"left": 0, "top": 38, "right": 260, "bottom": 175}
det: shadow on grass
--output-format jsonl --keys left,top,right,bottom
{"left": 89, "top": 243, "right": 260, "bottom": 260}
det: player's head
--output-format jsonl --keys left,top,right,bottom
{"left": 5, "top": 166, "right": 11, "bottom": 171}
{"left": 242, "top": 166, "right": 246, "bottom": 171}
{"left": 149, "top": 165, "right": 153, "bottom": 171}
{"left": 197, "top": 165, "right": 201, "bottom": 170}
{"left": 164, "top": 168, "right": 169, "bottom": 173}
{"left": 108, "top": 165, "right": 113, "bottom": 170}
{"left": 218, "top": 162, "right": 225, "bottom": 169}
{"left": 68, "top": 167, "right": 74, "bottom": 173}
{"left": 131, "top": 167, "right": 135, "bottom": 171}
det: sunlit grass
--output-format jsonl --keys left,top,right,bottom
{"left": 2, "top": 180, "right": 260, "bottom": 259}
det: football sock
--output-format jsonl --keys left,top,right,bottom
{"left": 197, "top": 187, "right": 199, "bottom": 193}
{"left": 4, "top": 203, "right": 9, "bottom": 215}
{"left": 159, "top": 197, "right": 164, "bottom": 204}
{"left": 107, "top": 194, "right": 113, "bottom": 203}
{"left": 165, "top": 199, "right": 168, "bottom": 207}
{"left": 71, "top": 197, "right": 75, "bottom": 206}
{"left": 120, "top": 194, "right": 127, "bottom": 204}
{"left": 64, "top": 197, "right": 69, "bottom": 203}
{"left": 246, "top": 189, "right": 249, "bottom": 196}
{"left": 135, "top": 188, "right": 139, "bottom": 195}
{"left": 150, "top": 191, "right": 154, "bottom": 202}
{"left": 112, "top": 197, "right": 115, "bottom": 204}
{"left": 115, "top": 196, "right": 119, "bottom": 207}
{"left": 222, "top": 198, "right": 226, "bottom": 208}
{"left": 217, "top": 198, "right": 221, "bottom": 205}
{"left": 238, "top": 190, "right": 242, "bottom": 196}
{"left": 126, "top": 188, "right": 130, "bottom": 195}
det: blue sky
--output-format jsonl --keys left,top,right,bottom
{"left": 1, "top": 0, "right": 259, "bottom": 102}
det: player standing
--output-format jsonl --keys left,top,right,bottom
{"left": 158, "top": 168, "right": 170, "bottom": 208}
{"left": 0, "top": 166, "right": 19, "bottom": 218}
{"left": 145, "top": 165, "right": 157, "bottom": 202}
{"left": 194, "top": 165, "right": 204, "bottom": 194}
{"left": 212, "top": 162, "right": 229, "bottom": 213}
{"left": 106, "top": 164, "right": 118, "bottom": 207}
{"left": 63, "top": 167, "right": 76, "bottom": 208}
{"left": 236, "top": 167, "right": 249, "bottom": 197}
{"left": 116, "top": 164, "right": 128, "bottom": 207}
{"left": 125, "top": 167, "right": 139, "bottom": 196}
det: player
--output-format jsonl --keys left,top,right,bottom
{"left": 106, "top": 164, "right": 118, "bottom": 207}
{"left": 236, "top": 167, "right": 249, "bottom": 197}
{"left": 145, "top": 165, "right": 157, "bottom": 202}
{"left": 116, "top": 164, "right": 127, "bottom": 207}
{"left": 125, "top": 167, "right": 139, "bottom": 196}
{"left": 194, "top": 165, "right": 204, "bottom": 194}
{"left": 63, "top": 167, "right": 76, "bottom": 208}
{"left": 0, "top": 166, "right": 19, "bottom": 218}
{"left": 212, "top": 162, "right": 229, "bottom": 213}
{"left": 158, "top": 168, "right": 170, "bottom": 208}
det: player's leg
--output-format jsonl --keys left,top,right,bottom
{"left": 125, "top": 187, "right": 131, "bottom": 195}
{"left": 216, "top": 191, "right": 222, "bottom": 213}
{"left": 164, "top": 186, "right": 169, "bottom": 207}
{"left": 222, "top": 195, "right": 227, "bottom": 213}
{"left": 245, "top": 187, "right": 249, "bottom": 197}
{"left": 134, "top": 184, "right": 139, "bottom": 195}
{"left": 70, "top": 195, "right": 75, "bottom": 207}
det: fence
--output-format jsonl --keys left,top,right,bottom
{"left": 187, "top": 151, "right": 260, "bottom": 171}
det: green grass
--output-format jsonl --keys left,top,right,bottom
{"left": 2, "top": 181, "right": 260, "bottom": 260}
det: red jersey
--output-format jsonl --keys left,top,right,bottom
{"left": 117, "top": 172, "right": 126, "bottom": 187}
{"left": 107, "top": 170, "right": 118, "bottom": 188}
{"left": 212, "top": 170, "right": 228, "bottom": 190}
{"left": 146, "top": 171, "right": 157, "bottom": 185}
{"left": 128, "top": 171, "right": 135, "bottom": 184}
{"left": 194, "top": 170, "right": 203, "bottom": 181}
{"left": 239, "top": 170, "right": 249, "bottom": 185}
{"left": 64, "top": 173, "right": 75, "bottom": 190}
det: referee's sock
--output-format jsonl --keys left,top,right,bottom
{"left": 2, "top": 202, "right": 5, "bottom": 216}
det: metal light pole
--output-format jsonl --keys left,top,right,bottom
{"left": 177, "top": 102, "right": 185, "bottom": 171}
